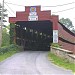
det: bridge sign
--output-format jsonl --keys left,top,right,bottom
{"left": 28, "top": 6, "right": 38, "bottom": 21}
{"left": 28, "top": 16, "right": 38, "bottom": 21}
{"left": 53, "top": 30, "right": 58, "bottom": 43}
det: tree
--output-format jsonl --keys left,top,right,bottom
{"left": 0, "top": 3, "right": 7, "bottom": 22}
{"left": 0, "top": 3, "right": 8, "bottom": 47}
{"left": 1, "top": 27, "right": 10, "bottom": 47}
{"left": 71, "top": 28, "right": 75, "bottom": 33}
{"left": 59, "top": 18, "right": 75, "bottom": 33}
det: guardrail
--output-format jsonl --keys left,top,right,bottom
{"left": 50, "top": 46, "right": 75, "bottom": 63}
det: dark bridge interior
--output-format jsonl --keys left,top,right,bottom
{"left": 15, "top": 20, "right": 53, "bottom": 51}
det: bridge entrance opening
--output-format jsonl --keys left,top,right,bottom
{"left": 15, "top": 20, "right": 53, "bottom": 51}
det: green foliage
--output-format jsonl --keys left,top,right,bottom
{"left": 0, "top": 44, "right": 21, "bottom": 62}
{"left": 9, "top": 23, "right": 15, "bottom": 44}
{"left": 48, "top": 52, "right": 75, "bottom": 72}
{"left": 51, "top": 43, "right": 60, "bottom": 48}
{"left": 71, "top": 28, "right": 75, "bottom": 34}
{"left": 0, "top": 3, "right": 7, "bottom": 22}
{"left": 1, "top": 28, "right": 10, "bottom": 47}
{"left": 59, "top": 18, "right": 73, "bottom": 29}
{"left": 0, "top": 44, "right": 21, "bottom": 55}
{"left": 59, "top": 18, "right": 75, "bottom": 33}
{"left": 0, "top": 51, "right": 16, "bottom": 61}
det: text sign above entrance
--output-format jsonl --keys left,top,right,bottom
{"left": 28, "top": 16, "right": 38, "bottom": 21}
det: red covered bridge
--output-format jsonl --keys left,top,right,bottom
{"left": 9, "top": 6, "right": 75, "bottom": 54}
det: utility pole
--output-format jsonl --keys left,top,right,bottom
{"left": 0, "top": 0, "right": 4, "bottom": 47}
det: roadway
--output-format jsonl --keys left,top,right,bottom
{"left": 0, "top": 51, "right": 73, "bottom": 75}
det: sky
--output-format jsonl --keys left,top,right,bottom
{"left": 0, "top": 0, "right": 75, "bottom": 28}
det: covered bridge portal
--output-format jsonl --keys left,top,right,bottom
{"left": 9, "top": 6, "right": 59, "bottom": 51}
{"left": 16, "top": 21, "right": 53, "bottom": 51}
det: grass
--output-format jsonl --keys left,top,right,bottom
{"left": 51, "top": 43, "right": 60, "bottom": 48}
{"left": 0, "top": 50, "right": 17, "bottom": 62}
{"left": 48, "top": 52, "right": 75, "bottom": 72}
{"left": 0, "top": 44, "right": 21, "bottom": 62}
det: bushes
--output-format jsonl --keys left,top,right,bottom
{"left": 51, "top": 43, "right": 60, "bottom": 48}
{"left": 0, "top": 44, "right": 21, "bottom": 55}
{"left": 0, "top": 44, "right": 21, "bottom": 62}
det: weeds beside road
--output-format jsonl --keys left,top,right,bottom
{"left": 48, "top": 52, "right": 75, "bottom": 72}
{"left": 0, "top": 44, "right": 21, "bottom": 62}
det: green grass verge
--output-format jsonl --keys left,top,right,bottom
{"left": 0, "top": 50, "right": 17, "bottom": 62}
{"left": 0, "top": 44, "right": 21, "bottom": 62}
{"left": 48, "top": 52, "right": 75, "bottom": 72}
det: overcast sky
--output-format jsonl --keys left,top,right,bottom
{"left": 0, "top": 0, "right": 75, "bottom": 27}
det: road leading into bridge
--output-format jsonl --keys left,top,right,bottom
{"left": 0, "top": 51, "right": 73, "bottom": 75}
